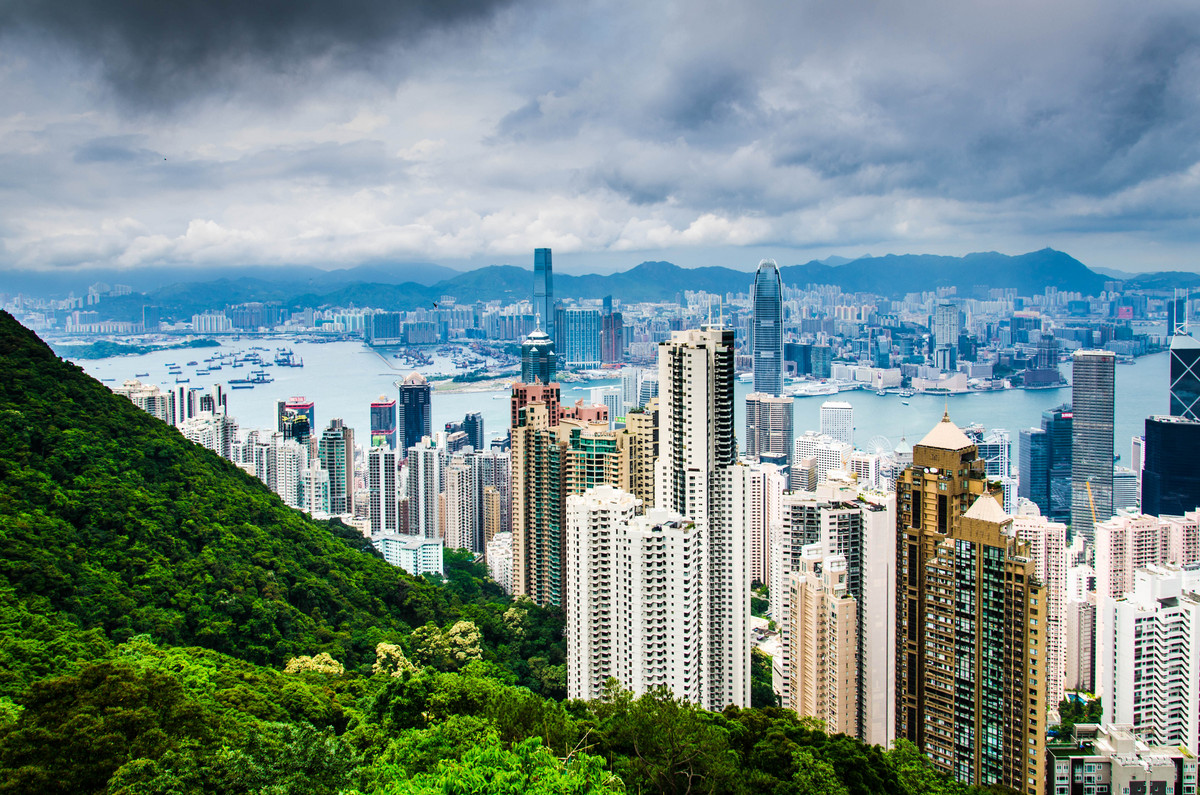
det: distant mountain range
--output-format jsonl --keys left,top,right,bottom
{"left": 12, "top": 248, "right": 1200, "bottom": 318}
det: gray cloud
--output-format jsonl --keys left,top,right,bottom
{"left": 2, "top": 0, "right": 1200, "bottom": 275}
{"left": 0, "top": 0, "right": 514, "bottom": 108}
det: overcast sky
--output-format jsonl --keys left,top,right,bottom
{"left": 1, "top": 0, "right": 1198, "bottom": 277}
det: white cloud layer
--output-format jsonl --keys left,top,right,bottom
{"left": 1, "top": 0, "right": 1199, "bottom": 276}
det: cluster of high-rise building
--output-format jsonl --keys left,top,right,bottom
{"left": 98, "top": 249, "right": 1200, "bottom": 795}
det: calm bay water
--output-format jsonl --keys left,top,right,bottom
{"left": 73, "top": 339, "right": 1169, "bottom": 466}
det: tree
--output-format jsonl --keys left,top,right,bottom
{"left": 359, "top": 737, "right": 622, "bottom": 795}
{"left": 284, "top": 653, "right": 345, "bottom": 675}
{"left": 410, "top": 621, "right": 482, "bottom": 671}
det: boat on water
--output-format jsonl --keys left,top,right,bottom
{"left": 231, "top": 384, "right": 255, "bottom": 390}
{"left": 135, "top": 372, "right": 149, "bottom": 377}
{"left": 229, "top": 372, "right": 273, "bottom": 385}
{"left": 175, "top": 377, "right": 190, "bottom": 383}
{"left": 186, "top": 361, "right": 198, "bottom": 366}
{"left": 101, "top": 377, "right": 115, "bottom": 382}
{"left": 876, "top": 389, "right": 887, "bottom": 396}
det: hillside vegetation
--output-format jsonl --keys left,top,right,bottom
{"left": 0, "top": 312, "right": 1006, "bottom": 794}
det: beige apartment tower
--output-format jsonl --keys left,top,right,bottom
{"left": 787, "top": 548, "right": 858, "bottom": 737}
{"left": 896, "top": 414, "right": 1045, "bottom": 795}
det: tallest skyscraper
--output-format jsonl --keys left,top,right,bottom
{"left": 534, "top": 248, "right": 554, "bottom": 341}
{"left": 751, "top": 259, "right": 783, "bottom": 396}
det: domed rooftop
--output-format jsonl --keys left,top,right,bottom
{"left": 402, "top": 371, "right": 428, "bottom": 385}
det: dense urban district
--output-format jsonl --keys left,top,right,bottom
{"left": 2, "top": 246, "right": 1200, "bottom": 795}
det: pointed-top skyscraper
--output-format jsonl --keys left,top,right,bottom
{"left": 1170, "top": 331, "right": 1200, "bottom": 420}
{"left": 534, "top": 248, "right": 554, "bottom": 343}
{"left": 521, "top": 325, "right": 557, "bottom": 385}
{"left": 751, "top": 259, "right": 783, "bottom": 396}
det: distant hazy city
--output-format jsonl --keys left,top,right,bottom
{"left": 8, "top": 242, "right": 1200, "bottom": 795}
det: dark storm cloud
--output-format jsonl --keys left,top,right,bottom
{"left": 0, "top": 0, "right": 515, "bottom": 108}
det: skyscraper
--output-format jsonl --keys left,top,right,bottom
{"left": 932, "top": 302, "right": 960, "bottom": 371}
{"left": 895, "top": 415, "right": 1044, "bottom": 795}
{"left": 1071, "top": 350, "right": 1115, "bottom": 541}
{"left": 654, "top": 325, "right": 748, "bottom": 710}
{"left": 317, "top": 418, "right": 354, "bottom": 515}
{"left": 462, "top": 412, "right": 484, "bottom": 452}
{"left": 397, "top": 372, "right": 432, "bottom": 455}
{"left": 1141, "top": 415, "right": 1200, "bottom": 517}
{"left": 555, "top": 307, "right": 602, "bottom": 368}
{"left": 520, "top": 326, "right": 557, "bottom": 384}
{"left": 1169, "top": 331, "right": 1200, "bottom": 420}
{"left": 534, "top": 248, "right": 554, "bottom": 340}
{"left": 370, "top": 395, "right": 397, "bottom": 449}
{"left": 405, "top": 434, "right": 446, "bottom": 539}
{"left": 600, "top": 295, "right": 623, "bottom": 364}
{"left": 367, "top": 445, "right": 400, "bottom": 534}
{"left": 745, "top": 392, "right": 794, "bottom": 466}
{"left": 819, "top": 400, "right": 853, "bottom": 446}
{"left": 751, "top": 259, "right": 784, "bottom": 396}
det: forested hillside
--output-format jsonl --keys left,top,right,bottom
{"left": 0, "top": 311, "right": 1006, "bottom": 794}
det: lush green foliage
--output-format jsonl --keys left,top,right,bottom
{"left": 1053, "top": 696, "right": 1102, "bottom": 736}
{"left": 0, "top": 312, "right": 995, "bottom": 794}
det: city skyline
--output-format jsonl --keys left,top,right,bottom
{"left": 1, "top": 3, "right": 1199, "bottom": 278}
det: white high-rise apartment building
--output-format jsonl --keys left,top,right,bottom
{"left": 112, "top": 379, "right": 176, "bottom": 425}
{"left": 443, "top": 457, "right": 477, "bottom": 552}
{"left": 819, "top": 401, "right": 853, "bottom": 446}
{"left": 300, "top": 462, "right": 330, "bottom": 516}
{"left": 272, "top": 436, "right": 308, "bottom": 509}
{"left": 486, "top": 531, "right": 513, "bottom": 593}
{"left": 746, "top": 393, "right": 794, "bottom": 466}
{"left": 792, "top": 431, "right": 852, "bottom": 488}
{"left": 566, "top": 487, "right": 710, "bottom": 705}
{"left": 745, "top": 462, "right": 786, "bottom": 586}
{"left": 621, "top": 367, "right": 643, "bottom": 410}
{"left": 1012, "top": 506, "right": 1068, "bottom": 709}
{"left": 652, "top": 326, "right": 749, "bottom": 710}
{"left": 367, "top": 445, "right": 401, "bottom": 534}
{"left": 1104, "top": 564, "right": 1200, "bottom": 753}
{"left": 405, "top": 434, "right": 447, "bottom": 539}
{"left": 179, "top": 410, "right": 238, "bottom": 460}
{"left": 1095, "top": 510, "right": 1200, "bottom": 720}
